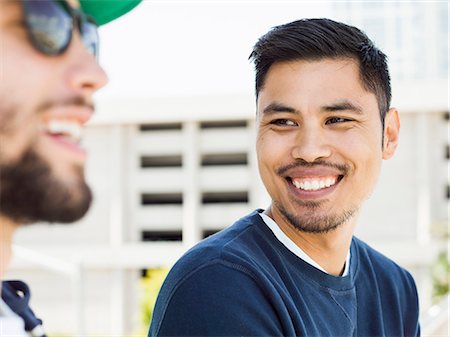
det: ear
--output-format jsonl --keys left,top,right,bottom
{"left": 382, "top": 108, "right": 400, "bottom": 160}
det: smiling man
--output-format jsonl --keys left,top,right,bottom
{"left": 0, "top": 0, "right": 140, "bottom": 336}
{"left": 149, "top": 18, "right": 420, "bottom": 337}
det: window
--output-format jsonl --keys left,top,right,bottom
{"left": 141, "top": 193, "right": 183, "bottom": 205}
{"left": 141, "top": 155, "right": 183, "bottom": 168}
{"left": 201, "top": 153, "right": 247, "bottom": 166}
{"left": 202, "top": 191, "right": 248, "bottom": 204}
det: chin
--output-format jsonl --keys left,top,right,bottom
{"left": 0, "top": 147, "right": 93, "bottom": 225}
{"left": 276, "top": 200, "right": 357, "bottom": 234}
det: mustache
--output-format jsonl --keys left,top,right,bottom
{"left": 276, "top": 159, "right": 350, "bottom": 176}
{"left": 37, "top": 96, "right": 95, "bottom": 112}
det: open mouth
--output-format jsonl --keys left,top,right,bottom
{"left": 288, "top": 175, "right": 344, "bottom": 192}
{"left": 44, "top": 119, "right": 83, "bottom": 144}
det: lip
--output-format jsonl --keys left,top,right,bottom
{"left": 280, "top": 165, "right": 345, "bottom": 200}
{"left": 44, "top": 133, "right": 87, "bottom": 158}
{"left": 42, "top": 105, "right": 94, "bottom": 125}
{"left": 37, "top": 101, "right": 93, "bottom": 161}
{"left": 286, "top": 175, "right": 343, "bottom": 200}
{"left": 282, "top": 165, "right": 344, "bottom": 178}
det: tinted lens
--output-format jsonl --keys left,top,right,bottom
{"left": 80, "top": 19, "right": 99, "bottom": 58}
{"left": 23, "top": 0, "right": 72, "bottom": 55}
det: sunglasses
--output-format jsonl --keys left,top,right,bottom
{"left": 22, "top": 0, "right": 99, "bottom": 58}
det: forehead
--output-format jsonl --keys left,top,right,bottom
{"left": 258, "top": 58, "right": 377, "bottom": 109}
{"left": 262, "top": 58, "right": 366, "bottom": 94}
{"left": 268, "top": 57, "right": 361, "bottom": 81}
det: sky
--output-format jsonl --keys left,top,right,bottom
{"left": 97, "top": 1, "right": 333, "bottom": 99}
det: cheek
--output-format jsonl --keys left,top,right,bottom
{"left": 0, "top": 43, "right": 51, "bottom": 163}
{"left": 257, "top": 132, "right": 294, "bottom": 160}
{"left": 256, "top": 133, "right": 276, "bottom": 177}
{"left": 336, "top": 125, "right": 383, "bottom": 159}
{"left": 333, "top": 126, "right": 383, "bottom": 170}
{"left": 0, "top": 104, "right": 41, "bottom": 164}
{"left": 256, "top": 132, "right": 294, "bottom": 188}
{"left": 257, "top": 134, "right": 280, "bottom": 172}
{"left": 2, "top": 35, "right": 54, "bottom": 102}
{"left": 343, "top": 134, "right": 383, "bottom": 193}
{"left": 365, "top": 156, "right": 382, "bottom": 186}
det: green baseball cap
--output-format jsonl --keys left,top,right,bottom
{"left": 80, "top": 0, "right": 142, "bottom": 26}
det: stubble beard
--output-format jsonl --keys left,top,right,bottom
{"left": 0, "top": 143, "right": 92, "bottom": 225}
{"left": 274, "top": 198, "right": 358, "bottom": 234}
{"left": 271, "top": 159, "right": 358, "bottom": 234}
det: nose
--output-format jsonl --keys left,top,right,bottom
{"left": 64, "top": 31, "right": 109, "bottom": 95}
{"left": 291, "top": 125, "right": 332, "bottom": 163}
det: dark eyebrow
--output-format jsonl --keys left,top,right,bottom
{"left": 262, "top": 102, "right": 299, "bottom": 115}
{"left": 322, "top": 101, "right": 363, "bottom": 114}
{"left": 262, "top": 100, "right": 364, "bottom": 116}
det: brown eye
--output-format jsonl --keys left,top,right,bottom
{"left": 271, "top": 119, "right": 297, "bottom": 126}
{"left": 326, "top": 117, "right": 350, "bottom": 124}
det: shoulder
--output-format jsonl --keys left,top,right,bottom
{"left": 155, "top": 209, "right": 276, "bottom": 294}
{"left": 353, "top": 237, "right": 419, "bottom": 303}
{"left": 149, "top": 210, "right": 283, "bottom": 336}
{"left": 150, "top": 261, "right": 282, "bottom": 336}
{"left": 165, "top": 210, "right": 272, "bottom": 283}
{"left": 352, "top": 238, "right": 420, "bottom": 335}
{"left": 353, "top": 237, "right": 416, "bottom": 284}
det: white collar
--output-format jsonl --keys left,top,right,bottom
{"left": 259, "top": 213, "right": 351, "bottom": 277}
{"left": 0, "top": 298, "right": 28, "bottom": 337}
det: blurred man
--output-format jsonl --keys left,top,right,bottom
{"left": 0, "top": 0, "right": 140, "bottom": 335}
{"left": 149, "top": 18, "right": 420, "bottom": 336}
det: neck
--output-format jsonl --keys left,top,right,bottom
{"left": 0, "top": 215, "right": 19, "bottom": 282}
{"left": 266, "top": 207, "right": 357, "bottom": 276}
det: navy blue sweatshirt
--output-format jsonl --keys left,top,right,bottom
{"left": 149, "top": 210, "right": 420, "bottom": 337}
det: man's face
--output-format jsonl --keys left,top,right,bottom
{"left": 256, "top": 58, "right": 399, "bottom": 234}
{"left": 0, "top": 0, "right": 108, "bottom": 224}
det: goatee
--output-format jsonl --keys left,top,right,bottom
{"left": 275, "top": 199, "right": 357, "bottom": 234}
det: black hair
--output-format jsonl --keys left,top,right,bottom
{"left": 249, "top": 18, "right": 391, "bottom": 127}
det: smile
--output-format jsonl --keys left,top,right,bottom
{"left": 291, "top": 176, "right": 338, "bottom": 191}
{"left": 41, "top": 117, "right": 87, "bottom": 158}
{"left": 286, "top": 173, "right": 345, "bottom": 199}
{"left": 40, "top": 103, "right": 93, "bottom": 148}
{"left": 44, "top": 119, "right": 82, "bottom": 144}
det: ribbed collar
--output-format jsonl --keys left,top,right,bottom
{"left": 259, "top": 212, "right": 351, "bottom": 276}
{"left": 252, "top": 209, "right": 358, "bottom": 292}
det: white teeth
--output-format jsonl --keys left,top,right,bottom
{"left": 292, "top": 177, "right": 337, "bottom": 191}
{"left": 46, "top": 120, "right": 82, "bottom": 142}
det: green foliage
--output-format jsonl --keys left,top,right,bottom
{"left": 431, "top": 250, "right": 450, "bottom": 303}
{"left": 140, "top": 268, "right": 170, "bottom": 330}
{"left": 431, "top": 219, "right": 449, "bottom": 303}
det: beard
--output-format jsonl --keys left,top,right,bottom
{"left": 0, "top": 146, "right": 92, "bottom": 225}
{"left": 272, "top": 159, "right": 358, "bottom": 234}
{"left": 275, "top": 198, "right": 357, "bottom": 234}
